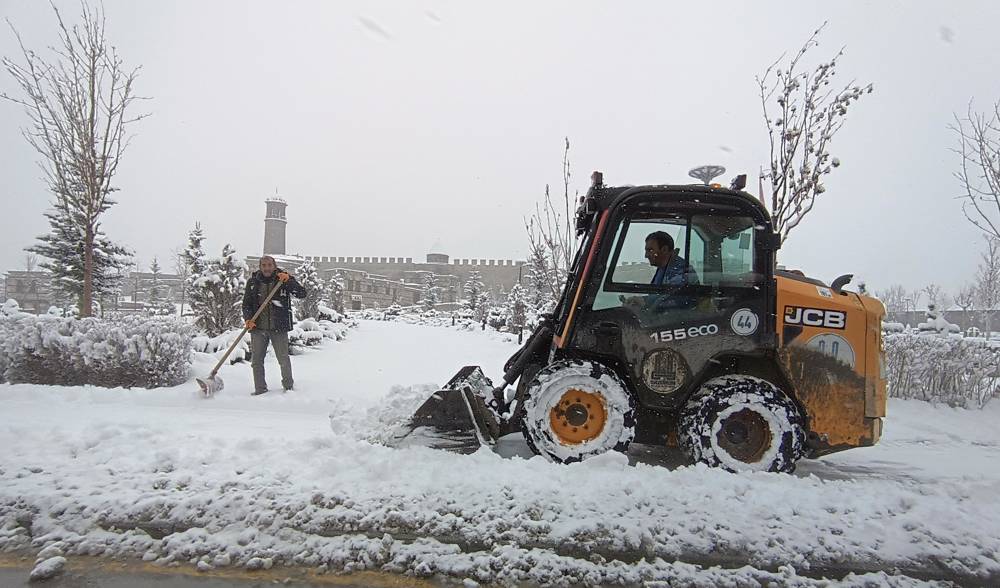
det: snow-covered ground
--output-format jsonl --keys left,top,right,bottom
{"left": 1, "top": 320, "right": 998, "bottom": 586}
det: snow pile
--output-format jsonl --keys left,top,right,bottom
{"left": 885, "top": 333, "right": 999, "bottom": 408}
{"left": 29, "top": 555, "right": 66, "bottom": 581}
{"left": 0, "top": 312, "right": 193, "bottom": 388}
{"left": 355, "top": 383, "right": 441, "bottom": 443}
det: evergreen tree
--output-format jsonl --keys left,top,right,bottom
{"left": 420, "top": 273, "right": 439, "bottom": 310}
{"left": 327, "top": 271, "right": 345, "bottom": 314}
{"left": 295, "top": 261, "right": 323, "bottom": 320}
{"left": 183, "top": 223, "right": 210, "bottom": 326}
{"left": 525, "top": 246, "right": 557, "bottom": 312}
{"left": 506, "top": 283, "right": 528, "bottom": 328}
{"left": 27, "top": 200, "right": 130, "bottom": 316}
{"left": 148, "top": 257, "right": 164, "bottom": 313}
{"left": 191, "top": 244, "right": 243, "bottom": 336}
{"left": 475, "top": 290, "right": 492, "bottom": 321}
{"left": 464, "top": 270, "right": 486, "bottom": 312}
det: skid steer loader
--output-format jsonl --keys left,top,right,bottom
{"left": 392, "top": 172, "right": 886, "bottom": 472}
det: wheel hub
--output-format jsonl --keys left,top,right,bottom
{"left": 717, "top": 408, "right": 771, "bottom": 464}
{"left": 549, "top": 389, "right": 607, "bottom": 445}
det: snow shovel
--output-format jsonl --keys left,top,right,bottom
{"left": 196, "top": 279, "right": 284, "bottom": 397}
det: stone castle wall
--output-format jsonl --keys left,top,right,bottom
{"left": 303, "top": 256, "right": 526, "bottom": 292}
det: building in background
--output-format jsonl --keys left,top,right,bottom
{"left": 4, "top": 270, "right": 53, "bottom": 313}
{"left": 247, "top": 198, "right": 525, "bottom": 310}
{"left": 120, "top": 271, "right": 184, "bottom": 307}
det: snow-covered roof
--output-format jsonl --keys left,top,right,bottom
{"left": 428, "top": 239, "right": 447, "bottom": 255}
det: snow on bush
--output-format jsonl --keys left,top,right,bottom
{"left": 355, "top": 308, "right": 524, "bottom": 339}
{"left": 885, "top": 333, "right": 1000, "bottom": 408}
{"left": 288, "top": 316, "right": 355, "bottom": 354}
{"left": 0, "top": 311, "right": 193, "bottom": 389}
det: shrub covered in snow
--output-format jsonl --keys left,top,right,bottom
{"left": 0, "top": 311, "right": 194, "bottom": 388}
{"left": 885, "top": 333, "right": 999, "bottom": 408}
{"left": 288, "top": 317, "right": 354, "bottom": 354}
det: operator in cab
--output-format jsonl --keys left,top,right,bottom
{"left": 623, "top": 231, "right": 698, "bottom": 312}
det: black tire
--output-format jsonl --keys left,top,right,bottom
{"left": 679, "top": 375, "right": 806, "bottom": 473}
{"left": 519, "top": 359, "right": 636, "bottom": 464}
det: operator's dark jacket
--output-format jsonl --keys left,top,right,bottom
{"left": 242, "top": 269, "right": 307, "bottom": 332}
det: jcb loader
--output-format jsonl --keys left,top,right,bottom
{"left": 393, "top": 172, "right": 886, "bottom": 472}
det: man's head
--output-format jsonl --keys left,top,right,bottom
{"left": 259, "top": 256, "right": 277, "bottom": 277}
{"left": 645, "top": 231, "right": 675, "bottom": 268}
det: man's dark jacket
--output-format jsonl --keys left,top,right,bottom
{"left": 242, "top": 269, "right": 307, "bottom": 332}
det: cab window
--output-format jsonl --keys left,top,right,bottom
{"left": 593, "top": 213, "right": 757, "bottom": 312}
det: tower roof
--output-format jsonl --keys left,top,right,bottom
{"left": 429, "top": 239, "right": 447, "bottom": 255}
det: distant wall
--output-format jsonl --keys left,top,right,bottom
{"left": 303, "top": 256, "right": 527, "bottom": 291}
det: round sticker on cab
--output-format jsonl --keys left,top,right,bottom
{"left": 731, "top": 308, "right": 759, "bottom": 336}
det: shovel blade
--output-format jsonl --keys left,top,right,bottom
{"left": 197, "top": 376, "right": 224, "bottom": 397}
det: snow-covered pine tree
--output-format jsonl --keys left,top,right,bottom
{"left": 295, "top": 261, "right": 323, "bottom": 320}
{"left": 148, "top": 257, "right": 163, "bottom": 310}
{"left": 525, "top": 244, "right": 558, "bottom": 312}
{"left": 326, "top": 271, "right": 345, "bottom": 314}
{"left": 182, "top": 224, "right": 207, "bottom": 282}
{"left": 420, "top": 273, "right": 439, "bottom": 310}
{"left": 506, "top": 283, "right": 528, "bottom": 329}
{"left": 27, "top": 200, "right": 130, "bottom": 316}
{"left": 475, "top": 290, "right": 492, "bottom": 321}
{"left": 183, "top": 223, "right": 210, "bottom": 326}
{"left": 191, "top": 244, "right": 244, "bottom": 336}
{"left": 464, "top": 271, "right": 486, "bottom": 312}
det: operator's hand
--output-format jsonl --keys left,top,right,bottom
{"left": 622, "top": 296, "right": 644, "bottom": 311}
{"left": 277, "top": 272, "right": 290, "bottom": 283}
{"left": 245, "top": 319, "right": 256, "bottom": 330}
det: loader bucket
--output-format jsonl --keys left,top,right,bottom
{"left": 387, "top": 366, "right": 501, "bottom": 453}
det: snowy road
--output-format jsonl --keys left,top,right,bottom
{"left": 2, "top": 320, "right": 999, "bottom": 586}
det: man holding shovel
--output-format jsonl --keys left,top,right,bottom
{"left": 242, "top": 256, "right": 307, "bottom": 395}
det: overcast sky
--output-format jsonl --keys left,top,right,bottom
{"left": 1, "top": 1, "right": 998, "bottom": 293}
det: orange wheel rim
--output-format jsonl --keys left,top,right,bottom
{"left": 549, "top": 388, "right": 607, "bottom": 445}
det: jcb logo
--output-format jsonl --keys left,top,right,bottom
{"left": 784, "top": 306, "right": 846, "bottom": 329}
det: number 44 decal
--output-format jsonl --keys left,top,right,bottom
{"left": 650, "top": 324, "right": 719, "bottom": 343}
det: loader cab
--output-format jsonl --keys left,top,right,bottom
{"left": 560, "top": 186, "right": 780, "bottom": 415}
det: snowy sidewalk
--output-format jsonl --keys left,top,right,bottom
{"left": 1, "top": 320, "right": 999, "bottom": 586}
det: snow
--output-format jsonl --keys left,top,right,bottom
{"left": 1, "top": 320, "right": 999, "bottom": 585}
{"left": 29, "top": 555, "right": 66, "bottom": 581}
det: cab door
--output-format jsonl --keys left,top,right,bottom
{"left": 572, "top": 197, "right": 774, "bottom": 412}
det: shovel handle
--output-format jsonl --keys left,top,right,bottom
{"left": 207, "top": 279, "right": 285, "bottom": 377}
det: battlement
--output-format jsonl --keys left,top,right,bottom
{"left": 303, "top": 256, "right": 525, "bottom": 267}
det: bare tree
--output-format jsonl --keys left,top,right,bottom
{"left": 951, "top": 100, "right": 1000, "bottom": 239}
{"left": 757, "top": 23, "right": 873, "bottom": 243}
{"left": 875, "top": 284, "right": 907, "bottom": 315}
{"left": 955, "top": 282, "right": 977, "bottom": 329}
{"left": 23, "top": 253, "right": 37, "bottom": 272}
{"left": 922, "top": 283, "right": 943, "bottom": 309}
{"left": 171, "top": 246, "right": 188, "bottom": 317}
{"left": 2, "top": 2, "right": 148, "bottom": 317}
{"left": 525, "top": 137, "right": 577, "bottom": 302}
{"left": 975, "top": 236, "right": 1000, "bottom": 336}
{"left": 905, "top": 290, "right": 922, "bottom": 315}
